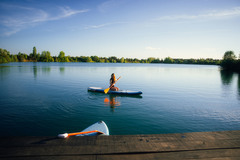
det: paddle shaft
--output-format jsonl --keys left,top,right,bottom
{"left": 58, "top": 130, "right": 104, "bottom": 138}
{"left": 68, "top": 130, "right": 103, "bottom": 136}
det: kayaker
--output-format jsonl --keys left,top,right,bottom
{"left": 110, "top": 73, "right": 119, "bottom": 91}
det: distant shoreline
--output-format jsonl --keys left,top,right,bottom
{"left": 0, "top": 47, "right": 221, "bottom": 65}
{"left": 1, "top": 47, "right": 240, "bottom": 72}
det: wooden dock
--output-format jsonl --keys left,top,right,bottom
{"left": 1, "top": 130, "right": 240, "bottom": 159}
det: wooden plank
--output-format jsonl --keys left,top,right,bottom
{"left": 2, "top": 149, "right": 240, "bottom": 160}
{"left": 1, "top": 137, "right": 239, "bottom": 155}
{"left": 0, "top": 130, "right": 240, "bottom": 159}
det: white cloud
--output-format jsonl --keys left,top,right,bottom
{"left": 0, "top": 4, "right": 89, "bottom": 36}
{"left": 155, "top": 7, "right": 240, "bottom": 21}
{"left": 3, "top": 28, "right": 22, "bottom": 37}
{"left": 98, "top": 0, "right": 125, "bottom": 13}
{"left": 84, "top": 22, "right": 127, "bottom": 30}
{"left": 52, "top": 7, "right": 89, "bottom": 20}
{"left": 84, "top": 23, "right": 112, "bottom": 29}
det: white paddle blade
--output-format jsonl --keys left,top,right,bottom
{"left": 58, "top": 133, "right": 68, "bottom": 138}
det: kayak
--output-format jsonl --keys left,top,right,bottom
{"left": 77, "top": 121, "right": 109, "bottom": 136}
{"left": 58, "top": 121, "right": 109, "bottom": 138}
{"left": 88, "top": 87, "right": 142, "bottom": 95}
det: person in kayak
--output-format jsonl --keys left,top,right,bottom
{"left": 110, "top": 73, "right": 119, "bottom": 91}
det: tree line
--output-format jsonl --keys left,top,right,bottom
{"left": 0, "top": 47, "right": 224, "bottom": 65}
{"left": 1, "top": 47, "right": 240, "bottom": 71}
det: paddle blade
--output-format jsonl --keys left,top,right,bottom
{"left": 104, "top": 88, "right": 110, "bottom": 94}
{"left": 58, "top": 133, "right": 68, "bottom": 138}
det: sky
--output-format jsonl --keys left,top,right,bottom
{"left": 0, "top": 0, "right": 240, "bottom": 59}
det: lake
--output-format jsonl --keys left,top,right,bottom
{"left": 0, "top": 62, "right": 240, "bottom": 136}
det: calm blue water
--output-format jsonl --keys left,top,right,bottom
{"left": 0, "top": 62, "right": 240, "bottom": 136}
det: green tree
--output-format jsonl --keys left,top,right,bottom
{"left": 0, "top": 48, "right": 11, "bottom": 63}
{"left": 58, "top": 51, "right": 66, "bottom": 62}
{"left": 120, "top": 57, "right": 125, "bottom": 63}
{"left": 221, "top": 51, "right": 237, "bottom": 71}
{"left": 86, "top": 57, "right": 92, "bottom": 62}
{"left": 164, "top": 57, "right": 174, "bottom": 63}
{"left": 17, "top": 52, "right": 28, "bottom": 62}
{"left": 29, "top": 47, "right": 37, "bottom": 61}
{"left": 12, "top": 55, "right": 18, "bottom": 62}
{"left": 91, "top": 56, "right": 100, "bottom": 62}
{"left": 59, "top": 51, "right": 65, "bottom": 58}
{"left": 152, "top": 58, "right": 161, "bottom": 63}
{"left": 188, "top": 58, "right": 196, "bottom": 64}
{"left": 33, "top": 46, "right": 37, "bottom": 60}
{"left": 147, "top": 57, "right": 155, "bottom": 63}
{"left": 36, "top": 53, "right": 41, "bottom": 61}
{"left": 79, "top": 56, "right": 87, "bottom": 62}
{"left": 40, "top": 51, "right": 54, "bottom": 62}
{"left": 99, "top": 59, "right": 105, "bottom": 63}
{"left": 108, "top": 56, "right": 117, "bottom": 63}
{"left": 223, "top": 51, "right": 236, "bottom": 60}
{"left": 66, "top": 56, "right": 70, "bottom": 62}
{"left": 80, "top": 56, "right": 91, "bottom": 62}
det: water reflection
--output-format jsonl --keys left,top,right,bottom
{"left": 220, "top": 69, "right": 240, "bottom": 99}
{"left": 220, "top": 70, "right": 234, "bottom": 85}
{"left": 30, "top": 65, "right": 66, "bottom": 78}
{"left": 33, "top": 65, "right": 37, "bottom": 79}
{"left": 42, "top": 67, "right": 51, "bottom": 74}
{"left": 60, "top": 67, "right": 65, "bottom": 75}
{"left": 105, "top": 94, "right": 143, "bottom": 111}
{"left": 104, "top": 95, "right": 121, "bottom": 111}
{"left": 238, "top": 74, "right": 240, "bottom": 98}
{"left": 0, "top": 66, "right": 10, "bottom": 80}
{"left": 87, "top": 91, "right": 142, "bottom": 112}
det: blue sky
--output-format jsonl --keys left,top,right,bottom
{"left": 0, "top": 0, "right": 239, "bottom": 59}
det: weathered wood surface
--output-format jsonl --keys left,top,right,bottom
{"left": 0, "top": 130, "right": 240, "bottom": 159}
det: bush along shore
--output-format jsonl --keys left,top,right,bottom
{"left": 220, "top": 51, "right": 240, "bottom": 72}
{"left": 0, "top": 47, "right": 239, "bottom": 72}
